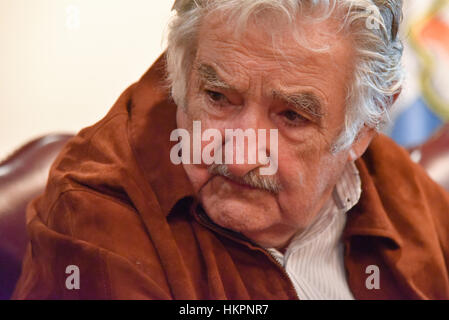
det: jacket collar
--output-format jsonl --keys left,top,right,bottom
{"left": 127, "top": 53, "right": 403, "bottom": 249}
{"left": 344, "top": 155, "right": 402, "bottom": 248}
{"left": 127, "top": 54, "right": 195, "bottom": 216}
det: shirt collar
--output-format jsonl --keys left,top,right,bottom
{"left": 333, "top": 161, "right": 362, "bottom": 212}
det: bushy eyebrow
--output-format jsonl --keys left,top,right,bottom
{"left": 197, "top": 63, "right": 325, "bottom": 120}
{"left": 197, "top": 64, "right": 234, "bottom": 90}
{"left": 272, "top": 90, "right": 325, "bottom": 121}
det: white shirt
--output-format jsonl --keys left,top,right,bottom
{"left": 267, "top": 161, "right": 362, "bottom": 300}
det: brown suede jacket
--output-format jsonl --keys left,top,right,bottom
{"left": 12, "top": 55, "right": 449, "bottom": 300}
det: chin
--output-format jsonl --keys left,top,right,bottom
{"left": 203, "top": 198, "right": 300, "bottom": 249}
{"left": 201, "top": 196, "right": 280, "bottom": 234}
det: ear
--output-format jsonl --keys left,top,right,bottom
{"left": 348, "top": 126, "right": 377, "bottom": 161}
{"left": 347, "top": 90, "right": 401, "bottom": 161}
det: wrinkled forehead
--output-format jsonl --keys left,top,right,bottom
{"left": 200, "top": 3, "right": 346, "bottom": 48}
{"left": 194, "top": 7, "right": 355, "bottom": 81}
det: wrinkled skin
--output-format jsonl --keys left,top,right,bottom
{"left": 176, "top": 11, "right": 375, "bottom": 249}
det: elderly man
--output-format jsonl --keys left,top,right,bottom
{"left": 13, "top": 0, "right": 449, "bottom": 300}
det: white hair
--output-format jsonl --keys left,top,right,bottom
{"left": 166, "top": 0, "right": 404, "bottom": 152}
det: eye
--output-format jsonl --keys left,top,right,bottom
{"left": 280, "top": 110, "right": 308, "bottom": 127}
{"left": 205, "top": 90, "right": 228, "bottom": 104}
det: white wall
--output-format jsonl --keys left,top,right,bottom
{"left": 0, "top": 0, "right": 173, "bottom": 160}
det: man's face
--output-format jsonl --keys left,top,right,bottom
{"left": 177, "top": 12, "right": 357, "bottom": 248}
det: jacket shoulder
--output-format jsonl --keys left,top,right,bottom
{"left": 42, "top": 84, "right": 140, "bottom": 216}
{"left": 14, "top": 187, "right": 171, "bottom": 299}
{"left": 361, "top": 133, "right": 449, "bottom": 258}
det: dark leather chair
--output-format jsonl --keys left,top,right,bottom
{"left": 409, "top": 123, "right": 449, "bottom": 191}
{"left": 0, "top": 134, "right": 74, "bottom": 299}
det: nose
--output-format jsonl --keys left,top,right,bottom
{"left": 223, "top": 131, "right": 260, "bottom": 177}
{"left": 221, "top": 112, "right": 273, "bottom": 178}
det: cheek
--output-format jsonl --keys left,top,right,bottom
{"left": 176, "top": 104, "right": 194, "bottom": 132}
{"left": 277, "top": 137, "right": 327, "bottom": 188}
{"left": 276, "top": 139, "right": 340, "bottom": 209}
{"left": 176, "top": 108, "right": 207, "bottom": 193}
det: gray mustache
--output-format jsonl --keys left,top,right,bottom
{"left": 208, "top": 164, "right": 282, "bottom": 194}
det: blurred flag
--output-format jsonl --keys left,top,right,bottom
{"left": 390, "top": 0, "right": 449, "bottom": 147}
